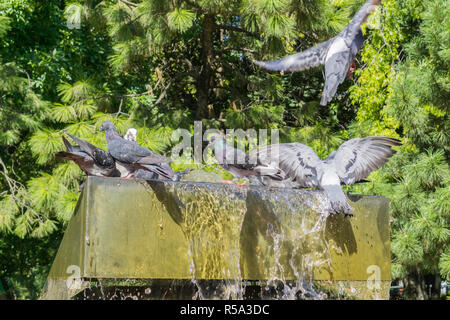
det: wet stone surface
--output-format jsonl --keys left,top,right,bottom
{"left": 41, "top": 176, "right": 391, "bottom": 300}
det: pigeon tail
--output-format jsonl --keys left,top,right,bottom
{"left": 322, "top": 184, "right": 353, "bottom": 216}
{"left": 320, "top": 72, "right": 341, "bottom": 106}
{"left": 62, "top": 136, "right": 76, "bottom": 152}
{"left": 173, "top": 168, "right": 191, "bottom": 181}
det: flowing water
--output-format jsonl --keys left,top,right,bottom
{"left": 142, "top": 181, "right": 336, "bottom": 300}
{"left": 41, "top": 177, "right": 390, "bottom": 300}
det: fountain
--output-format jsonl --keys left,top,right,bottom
{"left": 40, "top": 175, "right": 391, "bottom": 300}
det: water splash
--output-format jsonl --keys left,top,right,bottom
{"left": 168, "top": 183, "right": 335, "bottom": 300}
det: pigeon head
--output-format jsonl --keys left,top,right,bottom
{"left": 100, "top": 120, "right": 122, "bottom": 141}
{"left": 100, "top": 121, "right": 116, "bottom": 132}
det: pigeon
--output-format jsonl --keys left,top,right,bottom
{"left": 56, "top": 134, "right": 121, "bottom": 177}
{"left": 124, "top": 128, "right": 137, "bottom": 142}
{"left": 254, "top": 136, "right": 400, "bottom": 216}
{"left": 100, "top": 121, "right": 171, "bottom": 167}
{"left": 254, "top": 0, "right": 381, "bottom": 105}
{"left": 208, "top": 134, "right": 286, "bottom": 185}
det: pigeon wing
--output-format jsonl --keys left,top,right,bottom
{"left": 256, "top": 143, "right": 321, "bottom": 188}
{"left": 108, "top": 139, "right": 155, "bottom": 163}
{"left": 137, "top": 164, "right": 174, "bottom": 180}
{"left": 253, "top": 38, "right": 334, "bottom": 72}
{"left": 137, "top": 154, "right": 172, "bottom": 165}
{"left": 225, "top": 144, "right": 256, "bottom": 170}
{"left": 328, "top": 136, "right": 401, "bottom": 185}
{"left": 56, "top": 151, "right": 95, "bottom": 175}
{"left": 66, "top": 133, "right": 115, "bottom": 168}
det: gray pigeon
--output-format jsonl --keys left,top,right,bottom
{"left": 254, "top": 0, "right": 381, "bottom": 105}
{"left": 255, "top": 136, "right": 401, "bottom": 216}
{"left": 209, "top": 134, "right": 286, "bottom": 185}
{"left": 101, "top": 121, "right": 190, "bottom": 181}
{"left": 56, "top": 135, "right": 121, "bottom": 177}
{"left": 100, "top": 121, "right": 171, "bottom": 168}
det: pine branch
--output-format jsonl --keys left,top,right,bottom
{"left": 153, "top": 80, "right": 172, "bottom": 106}
{"left": 183, "top": 0, "right": 202, "bottom": 11}
{"left": 0, "top": 156, "right": 44, "bottom": 222}
{"left": 119, "top": 0, "right": 139, "bottom": 7}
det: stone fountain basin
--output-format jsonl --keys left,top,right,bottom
{"left": 41, "top": 176, "right": 390, "bottom": 300}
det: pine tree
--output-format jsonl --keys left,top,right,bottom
{"left": 63, "top": 0, "right": 352, "bottom": 121}
{"left": 2, "top": 0, "right": 447, "bottom": 300}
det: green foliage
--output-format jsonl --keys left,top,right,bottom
{"left": 350, "top": 0, "right": 449, "bottom": 297}
{"left": 0, "top": 0, "right": 448, "bottom": 299}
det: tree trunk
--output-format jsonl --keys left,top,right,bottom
{"left": 403, "top": 267, "right": 428, "bottom": 300}
{"left": 430, "top": 273, "right": 441, "bottom": 300}
{"left": 196, "top": 13, "right": 215, "bottom": 119}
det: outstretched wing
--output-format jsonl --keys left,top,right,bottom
{"left": 328, "top": 136, "right": 401, "bottom": 185}
{"left": 339, "top": 0, "right": 381, "bottom": 45}
{"left": 253, "top": 38, "right": 334, "bottom": 72}
{"left": 255, "top": 143, "right": 321, "bottom": 188}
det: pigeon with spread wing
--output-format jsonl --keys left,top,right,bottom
{"left": 256, "top": 136, "right": 400, "bottom": 216}
{"left": 254, "top": 0, "right": 381, "bottom": 105}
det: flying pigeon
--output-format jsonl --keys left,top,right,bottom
{"left": 56, "top": 134, "right": 121, "bottom": 177}
{"left": 100, "top": 121, "right": 171, "bottom": 167}
{"left": 209, "top": 134, "right": 286, "bottom": 186}
{"left": 255, "top": 136, "right": 400, "bottom": 216}
{"left": 124, "top": 128, "right": 137, "bottom": 142}
{"left": 254, "top": 0, "right": 381, "bottom": 105}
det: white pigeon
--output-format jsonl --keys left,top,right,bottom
{"left": 124, "top": 128, "right": 137, "bottom": 142}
